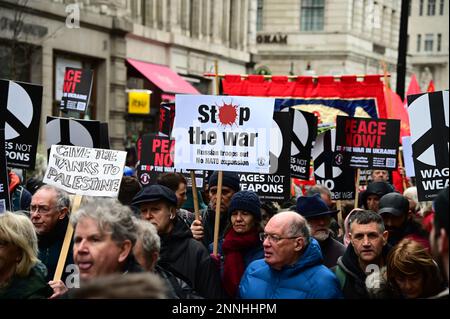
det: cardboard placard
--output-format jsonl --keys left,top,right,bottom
{"left": 60, "top": 68, "right": 93, "bottom": 113}
{"left": 334, "top": 116, "right": 400, "bottom": 169}
{"left": 43, "top": 145, "right": 126, "bottom": 197}
{"left": 173, "top": 95, "right": 274, "bottom": 173}
{"left": 0, "top": 80, "right": 42, "bottom": 169}
{"left": 158, "top": 102, "right": 175, "bottom": 137}
{"left": 407, "top": 90, "right": 449, "bottom": 201}
{"left": 401, "top": 136, "right": 415, "bottom": 178}
{"left": 239, "top": 112, "right": 291, "bottom": 202}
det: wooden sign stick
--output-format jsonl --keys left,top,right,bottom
{"left": 53, "top": 194, "right": 82, "bottom": 281}
{"left": 212, "top": 171, "right": 223, "bottom": 256}
{"left": 354, "top": 169, "right": 361, "bottom": 209}
{"left": 190, "top": 171, "right": 200, "bottom": 221}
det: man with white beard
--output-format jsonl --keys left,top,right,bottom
{"left": 296, "top": 194, "right": 345, "bottom": 268}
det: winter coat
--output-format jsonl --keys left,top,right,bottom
{"left": 334, "top": 243, "right": 391, "bottom": 299}
{"left": 199, "top": 207, "right": 229, "bottom": 248}
{"left": 319, "top": 236, "right": 346, "bottom": 268}
{"left": 8, "top": 171, "right": 32, "bottom": 212}
{"left": 37, "top": 216, "right": 74, "bottom": 282}
{"left": 155, "top": 265, "right": 203, "bottom": 299}
{"left": 0, "top": 263, "right": 53, "bottom": 299}
{"left": 158, "top": 216, "right": 226, "bottom": 299}
{"left": 239, "top": 238, "right": 343, "bottom": 299}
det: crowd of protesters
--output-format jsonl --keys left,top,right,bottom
{"left": 0, "top": 167, "right": 448, "bottom": 299}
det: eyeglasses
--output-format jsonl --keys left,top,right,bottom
{"left": 30, "top": 205, "right": 54, "bottom": 214}
{"left": 259, "top": 233, "right": 300, "bottom": 244}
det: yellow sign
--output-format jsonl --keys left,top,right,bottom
{"left": 128, "top": 90, "right": 151, "bottom": 114}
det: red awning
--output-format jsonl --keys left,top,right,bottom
{"left": 161, "top": 94, "right": 175, "bottom": 101}
{"left": 127, "top": 58, "right": 199, "bottom": 95}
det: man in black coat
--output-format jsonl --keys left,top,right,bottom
{"left": 30, "top": 185, "right": 73, "bottom": 282}
{"left": 296, "top": 194, "right": 345, "bottom": 268}
{"left": 132, "top": 184, "right": 226, "bottom": 299}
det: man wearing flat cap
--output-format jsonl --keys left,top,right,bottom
{"left": 191, "top": 171, "right": 241, "bottom": 248}
{"left": 296, "top": 194, "right": 345, "bottom": 268}
{"left": 131, "top": 184, "right": 226, "bottom": 299}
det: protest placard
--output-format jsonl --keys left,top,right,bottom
{"left": 334, "top": 116, "right": 400, "bottom": 169}
{"left": 173, "top": 95, "right": 274, "bottom": 173}
{"left": 0, "top": 128, "right": 11, "bottom": 213}
{"left": 158, "top": 102, "right": 175, "bottom": 137}
{"left": 239, "top": 112, "right": 291, "bottom": 202}
{"left": 46, "top": 116, "right": 101, "bottom": 156}
{"left": 290, "top": 109, "right": 318, "bottom": 180}
{"left": 312, "top": 129, "right": 355, "bottom": 200}
{"left": 43, "top": 145, "right": 126, "bottom": 197}
{"left": 0, "top": 80, "right": 42, "bottom": 169}
{"left": 408, "top": 90, "right": 449, "bottom": 201}
{"left": 401, "top": 136, "right": 415, "bottom": 178}
{"left": 60, "top": 67, "right": 93, "bottom": 113}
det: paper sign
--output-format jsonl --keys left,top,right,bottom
{"left": 60, "top": 68, "right": 93, "bottom": 113}
{"left": 43, "top": 145, "right": 126, "bottom": 197}
{"left": 173, "top": 95, "right": 274, "bottom": 173}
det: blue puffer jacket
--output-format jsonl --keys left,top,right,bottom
{"left": 239, "top": 238, "right": 343, "bottom": 299}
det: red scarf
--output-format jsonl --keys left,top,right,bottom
{"left": 222, "top": 227, "right": 260, "bottom": 297}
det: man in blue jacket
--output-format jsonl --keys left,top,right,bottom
{"left": 239, "top": 211, "right": 342, "bottom": 299}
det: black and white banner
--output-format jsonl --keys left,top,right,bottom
{"left": 312, "top": 129, "right": 355, "bottom": 200}
{"left": 0, "top": 128, "right": 11, "bottom": 213}
{"left": 407, "top": 90, "right": 449, "bottom": 201}
{"left": 290, "top": 109, "right": 317, "bottom": 180}
{"left": 239, "top": 112, "right": 291, "bottom": 202}
{"left": 0, "top": 80, "right": 42, "bottom": 169}
{"left": 46, "top": 117, "right": 102, "bottom": 158}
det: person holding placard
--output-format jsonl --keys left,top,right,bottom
{"left": 131, "top": 184, "right": 226, "bottom": 299}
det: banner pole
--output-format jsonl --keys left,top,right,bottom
{"left": 213, "top": 171, "right": 223, "bottom": 256}
{"left": 398, "top": 147, "right": 407, "bottom": 190}
{"left": 354, "top": 169, "right": 361, "bottom": 210}
{"left": 53, "top": 194, "right": 82, "bottom": 281}
{"left": 212, "top": 60, "right": 222, "bottom": 256}
{"left": 203, "top": 73, "right": 389, "bottom": 80}
{"left": 190, "top": 171, "right": 200, "bottom": 221}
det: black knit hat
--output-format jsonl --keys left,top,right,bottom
{"left": 208, "top": 171, "right": 240, "bottom": 192}
{"left": 228, "top": 191, "right": 261, "bottom": 221}
{"left": 433, "top": 187, "right": 449, "bottom": 234}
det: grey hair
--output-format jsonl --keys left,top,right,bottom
{"left": 71, "top": 197, "right": 137, "bottom": 246}
{"left": 36, "top": 185, "right": 71, "bottom": 212}
{"left": 285, "top": 212, "right": 311, "bottom": 245}
{"left": 135, "top": 219, "right": 161, "bottom": 261}
{"left": 306, "top": 184, "right": 332, "bottom": 199}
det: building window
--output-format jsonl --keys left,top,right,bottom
{"left": 257, "top": 0, "right": 263, "bottom": 31}
{"left": 419, "top": 0, "right": 424, "bottom": 15}
{"left": 417, "top": 34, "right": 421, "bottom": 52}
{"left": 437, "top": 33, "right": 442, "bottom": 51}
{"left": 439, "top": 0, "right": 444, "bottom": 14}
{"left": 300, "top": 0, "right": 325, "bottom": 31}
{"left": 427, "top": 0, "right": 436, "bottom": 15}
{"left": 424, "top": 33, "right": 434, "bottom": 51}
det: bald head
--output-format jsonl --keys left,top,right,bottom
{"left": 268, "top": 211, "right": 309, "bottom": 238}
{"left": 263, "top": 211, "right": 311, "bottom": 270}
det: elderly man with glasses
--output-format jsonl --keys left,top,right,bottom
{"left": 239, "top": 211, "right": 342, "bottom": 299}
{"left": 30, "top": 185, "right": 72, "bottom": 285}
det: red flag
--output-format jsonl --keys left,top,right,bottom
{"left": 427, "top": 80, "right": 435, "bottom": 92}
{"left": 385, "top": 85, "right": 410, "bottom": 138}
{"left": 405, "top": 74, "right": 421, "bottom": 98}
